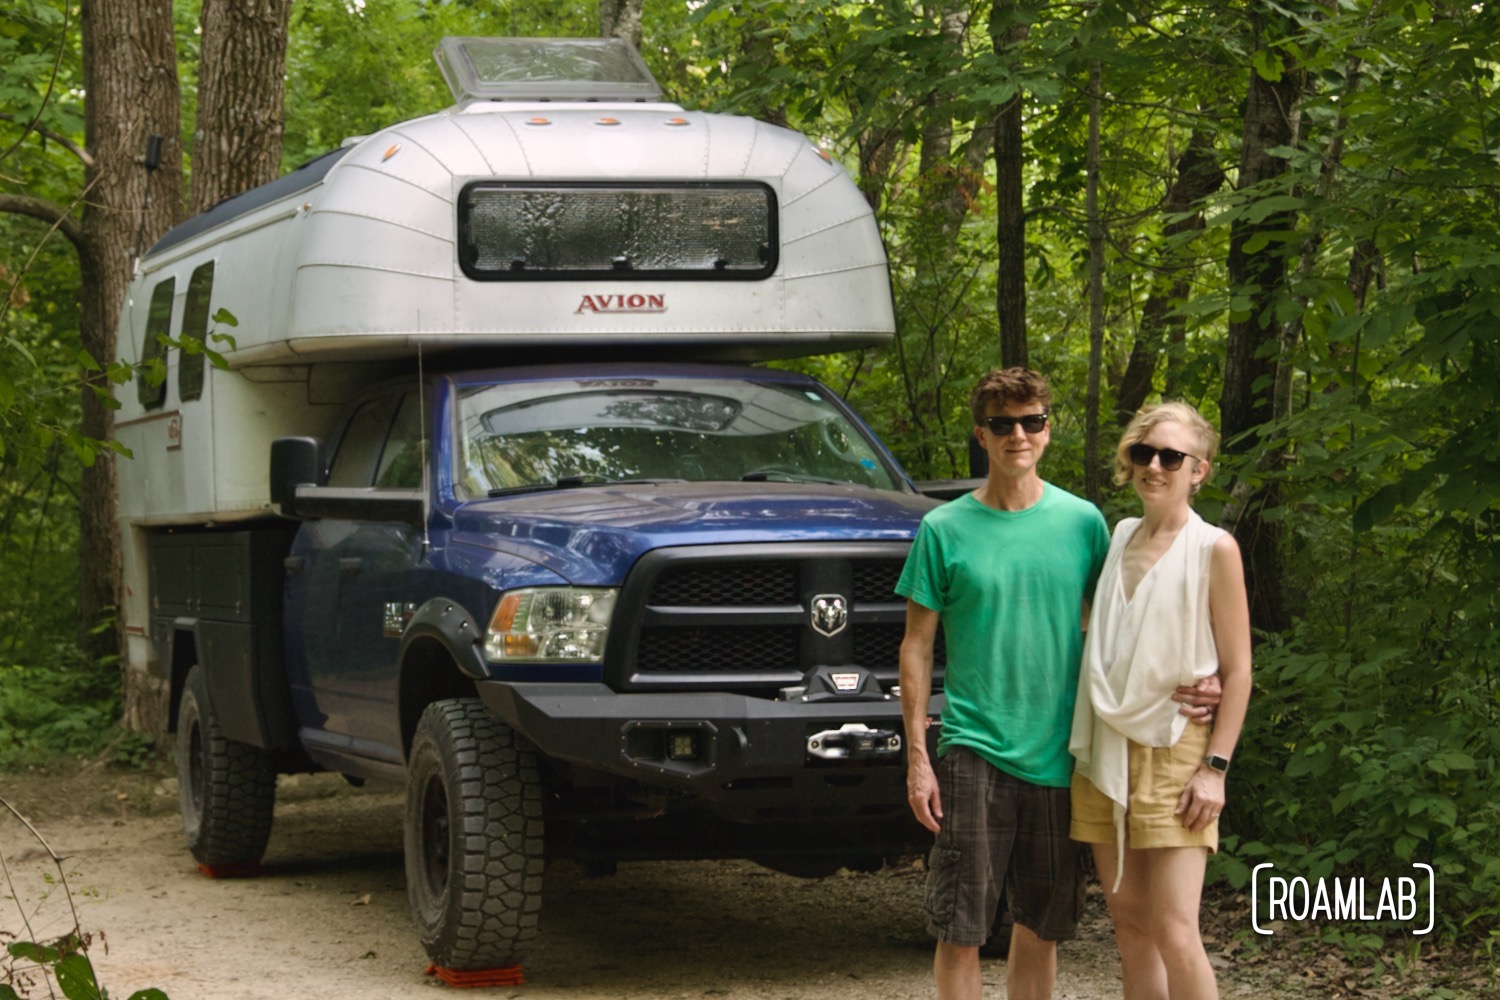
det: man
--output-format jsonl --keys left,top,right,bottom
{"left": 897, "top": 368, "right": 1216, "bottom": 1000}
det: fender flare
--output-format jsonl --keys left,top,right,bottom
{"left": 398, "top": 597, "right": 489, "bottom": 679}
{"left": 164, "top": 616, "right": 298, "bottom": 750}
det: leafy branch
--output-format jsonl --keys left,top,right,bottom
{"left": 0, "top": 796, "right": 167, "bottom": 1000}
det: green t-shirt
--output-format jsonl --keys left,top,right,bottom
{"left": 896, "top": 484, "right": 1109, "bottom": 787}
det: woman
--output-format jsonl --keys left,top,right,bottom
{"left": 1069, "top": 402, "right": 1252, "bottom": 1000}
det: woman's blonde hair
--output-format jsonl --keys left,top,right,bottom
{"left": 1114, "top": 401, "right": 1219, "bottom": 489}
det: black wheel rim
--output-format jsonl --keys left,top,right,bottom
{"left": 419, "top": 772, "right": 451, "bottom": 897}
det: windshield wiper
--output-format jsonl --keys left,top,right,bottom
{"left": 740, "top": 469, "right": 845, "bottom": 485}
{"left": 487, "top": 476, "right": 685, "bottom": 498}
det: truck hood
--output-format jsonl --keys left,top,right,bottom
{"left": 445, "top": 481, "right": 939, "bottom": 585}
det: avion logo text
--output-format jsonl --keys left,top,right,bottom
{"left": 576, "top": 293, "right": 667, "bottom": 314}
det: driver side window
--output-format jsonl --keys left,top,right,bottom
{"left": 327, "top": 392, "right": 424, "bottom": 489}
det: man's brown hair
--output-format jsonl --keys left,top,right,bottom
{"left": 969, "top": 368, "right": 1053, "bottom": 426}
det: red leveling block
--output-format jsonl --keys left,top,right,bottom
{"left": 196, "top": 862, "right": 268, "bottom": 878}
{"left": 425, "top": 963, "right": 526, "bottom": 988}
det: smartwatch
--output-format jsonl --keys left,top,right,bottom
{"left": 1203, "top": 753, "right": 1231, "bottom": 774}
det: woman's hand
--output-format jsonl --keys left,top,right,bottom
{"left": 1175, "top": 765, "right": 1226, "bottom": 832}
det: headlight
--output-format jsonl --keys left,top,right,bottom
{"left": 483, "top": 587, "right": 618, "bottom": 663}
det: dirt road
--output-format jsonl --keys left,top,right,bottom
{"left": 2, "top": 768, "right": 1262, "bottom": 999}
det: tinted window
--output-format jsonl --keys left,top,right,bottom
{"left": 136, "top": 278, "right": 175, "bottom": 410}
{"left": 459, "top": 183, "right": 777, "bottom": 281}
{"left": 178, "top": 262, "right": 214, "bottom": 401}
{"left": 328, "top": 396, "right": 400, "bottom": 487}
{"left": 375, "top": 395, "right": 425, "bottom": 489}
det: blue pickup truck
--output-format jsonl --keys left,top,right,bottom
{"left": 116, "top": 38, "right": 968, "bottom": 971}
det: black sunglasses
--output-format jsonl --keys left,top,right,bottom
{"left": 1127, "top": 443, "right": 1202, "bottom": 471}
{"left": 983, "top": 413, "right": 1049, "bottom": 435}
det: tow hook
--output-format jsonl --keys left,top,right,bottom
{"left": 806, "top": 724, "right": 902, "bottom": 761}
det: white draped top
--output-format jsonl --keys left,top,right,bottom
{"left": 1069, "top": 510, "right": 1225, "bottom": 888}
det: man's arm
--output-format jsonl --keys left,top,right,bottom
{"left": 1174, "top": 673, "right": 1222, "bottom": 724}
{"left": 899, "top": 600, "right": 943, "bottom": 834}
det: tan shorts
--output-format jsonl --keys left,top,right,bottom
{"left": 1070, "top": 722, "right": 1218, "bottom": 852}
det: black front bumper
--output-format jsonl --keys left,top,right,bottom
{"left": 478, "top": 680, "right": 944, "bottom": 825}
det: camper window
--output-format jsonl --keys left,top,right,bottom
{"left": 136, "top": 277, "right": 176, "bottom": 410}
{"left": 178, "top": 261, "right": 215, "bottom": 402}
{"left": 458, "top": 182, "right": 776, "bottom": 281}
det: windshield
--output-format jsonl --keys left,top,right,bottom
{"left": 454, "top": 376, "right": 899, "bottom": 497}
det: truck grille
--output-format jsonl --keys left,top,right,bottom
{"left": 607, "top": 543, "right": 945, "bottom": 692}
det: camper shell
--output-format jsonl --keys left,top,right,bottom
{"left": 115, "top": 38, "right": 956, "bottom": 974}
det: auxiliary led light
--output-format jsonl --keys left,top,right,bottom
{"left": 667, "top": 732, "right": 698, "bottom": 761}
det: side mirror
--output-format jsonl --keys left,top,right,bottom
{"left": 270, "top": 437, "right": 325, "bottom": 518}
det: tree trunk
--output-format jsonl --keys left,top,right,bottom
{"left": 1116, "top": 128, "right": 1223, "bottom": 422}
{"left": 1219, "top": 12, "right": 1305, "bottom": 635}
{"left": 189, "top": 0, "right": 293, "bottom": 215}
{"left": 600, "top": 0, "right": 644, "bottom": 50}
{"left": 81, "top": 0, "right": 182, "bottom": 730}
{"left": 990, "top": 1, "right": 1030, "bottom": 368}
{"left": 1084, "top": 60, "right": 1105, "bottom": 504}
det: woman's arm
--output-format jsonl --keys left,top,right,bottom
{"left": 1177, "top": 532, "right": 1253, "bottom": 831}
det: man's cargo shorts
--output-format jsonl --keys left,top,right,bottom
{"left": 923, "top": 746, "right": 1085, "bottom": 946}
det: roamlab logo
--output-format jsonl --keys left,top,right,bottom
{"left": 576, "top": 293, "right": 667, "bottom": 314}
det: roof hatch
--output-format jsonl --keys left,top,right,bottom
{"left": 435, "top": 37, "right": 663, "bottom": 105}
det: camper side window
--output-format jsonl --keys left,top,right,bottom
{"left": 136, "top": 278, "right": 176, "bottom": 410}
{"left": 178, "top": 262, "right": 215, "bottom": 401}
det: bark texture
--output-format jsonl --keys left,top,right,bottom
{"left": 81, "top": 0, "right": 183, "bottom": 730}
{"left": 990, "top": 1, "right": 1030, "bottom": 368}
{"left": 190, "top": 0, "right": 293, "bottom": 215}
{"left": 1116, "top": 128, "right": 1224, "bottom": 421}
{"left": 1219, "top": 13, "right": 1305, "bottom": 635}
{"left": 600, "top": 0, "right": 644, "bottom": 51}
{"left": 1084, "top": 60, "right": 1105, "bottom": 504}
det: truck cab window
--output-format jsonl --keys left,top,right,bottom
{"left": 327, "top": 395, "right": 400, "bottom": 487}
{"left": 375, "top": 394, "right": 425, "bottom": 489}
{"left": 136, "top": 278, "right": 175, "bottom": 410}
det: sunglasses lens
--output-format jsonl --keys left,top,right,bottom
{"left": 1020, "top": 415, "right": 1048, "bottom": 433}
{"left": 985, "top": 416, "right": 1015, "bottom": 434}
{"left": 1129, "top": 444, "right": 1190, "bottom": 470}
{"left": 985, "top": 414, "right": 1047, "bottom": 434}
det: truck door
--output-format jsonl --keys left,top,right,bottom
{"left": 286, "top": 390, "right": 426, "bottom": 766}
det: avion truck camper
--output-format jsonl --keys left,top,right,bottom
{"left": 115, "top": 38, "right": 956, "bottom": 972}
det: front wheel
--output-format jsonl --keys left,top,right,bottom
{"left": 176, "top": 665, "right": 277, "bottom": 865}
{"left": 404, "top": 699, "right": 544, "bottom": 969}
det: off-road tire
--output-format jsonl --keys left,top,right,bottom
{"left": 404, "top": 699, "right": 544, "bottom": 969}
{"left": 176, "top": 665, "right": 278, "bottom": 865}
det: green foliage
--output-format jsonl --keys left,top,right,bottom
{"left": 0, "top": 650, "right": 137, "bottom": 768}
{"left": 3, "top": 944, "right": 169, "bottom": 1000}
